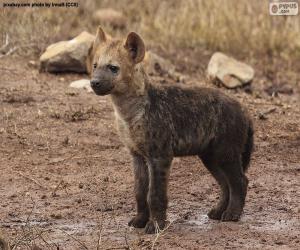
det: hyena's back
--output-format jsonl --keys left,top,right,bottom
{"left": 145, "top": 84, "right": 253, "bottom": 165}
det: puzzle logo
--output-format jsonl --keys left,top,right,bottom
{"left": 269, "top": 0, "right": 298, "bottom": 15}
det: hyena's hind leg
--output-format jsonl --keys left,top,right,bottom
{"left": 200, "top": 154, "right": 229, "bottom": 220}
{"left": 128, "top": 152, "right": 150, "bottom": 228}
{"left": 220, "top": 156, "right": 248, "bottom": 221}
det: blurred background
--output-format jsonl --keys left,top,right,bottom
{"left": 1, "top": 0, "right": 299, "bottom": 59}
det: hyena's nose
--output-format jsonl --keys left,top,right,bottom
{"left": 90, "top": 79, "right": 100, "bottom": 88}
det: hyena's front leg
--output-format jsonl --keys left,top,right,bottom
{"left": 128, "top": 152, "right": 150, "bottom": 228}
{"left": 145, "top": 157, "right": 172, "bottom": 234}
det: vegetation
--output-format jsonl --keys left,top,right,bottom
{"left": 1, "top": 0, "right": 299, "bottom": 58}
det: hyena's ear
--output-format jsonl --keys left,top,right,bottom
{"left": 124, "top": 32, "right": 145, "bottom": 64}
{"left": 94, "top": 26, "right": 107, "bottom": 48}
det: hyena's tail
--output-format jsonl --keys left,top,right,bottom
{"left": 242, "top": 121, "right": 254, "bottom": 172}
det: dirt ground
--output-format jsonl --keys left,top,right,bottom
{"left": 0, "top": 52, "right": 299, "bottom": 249}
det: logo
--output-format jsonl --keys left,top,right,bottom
{"left": 269, "top": 0, "right": 298, "bottom": 15}
{"left": 271, "top": 4, "right": 279, "bottom": 13}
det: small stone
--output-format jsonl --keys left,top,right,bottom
{"left": 207, "top": 52, "right": 254, "bottom": 89}
{"left": 258, "top": 113, "right": 267, "bottom": 120}
{"left": 50, "top": 213, "right": 62, "bottom": 219}
{"left": 69, "top": 79, "right": 92, "bottom": 93}
{"left": 40, "top": 31, "right": 95, "bottom": 73}
{"left": 144, "top": 51, "right": 176, "bottom": 77}
{"left": 62, "top": 136, "right": 69, "bottom": 146}
{"left": 28, "top": 60, "right": 38, "bottom": 68}
{"left": 275, "top": 241, "right": 284, "bottom": 245}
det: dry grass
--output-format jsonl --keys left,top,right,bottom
{"left": 0, "top": 0, "right": 299, "bottom": 58}
{"left": 140, "top": 0, "right": 300, "bottom": 56}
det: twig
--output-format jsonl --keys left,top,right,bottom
{"left": 123, "top": 227, "right": 131, "bottom": 250}
{"left": 32, "top": 227, "right": 58, "bottom": 250}
{"left": 15, "top": 171, "right": 47, "bottom": 190}
{"left": 0, "top": 33, "right": 9, "bottom": 53}
{"left": 57, "top": 228, "right": 89, "bottom": 250}
{"left": 25, "top": 196, "right": 36, "bottom": 224}
{"left": 151, "top": 220, "right": 173, "bottom": 250}
{"left": 11, "top": 196, "right": 36, "bottom": 250}
{"left": 48, "top": 152, "right": 80, "bottom": 165}
{"left": 96, "top": 214, "right": 104, "bottom": 250}
{"left": 258, "top": 107, "right": 276, "bottom": 120}
{"left": 10, "top": 195, "right": 56, "bottom": 249}
{"left": 264, "top": 107, "right": 276, "bottom": 115}
{"left": 12, "top": 225, "right": 54, "bottom": 250}
{"left": 0, "top": 43, "right": 38, "bottom": 59}
{"left": 0, "top": 46, "right": 18, "bottom": 58}
{"left": 0, "top": 67, "right": 17, "bottom": 72}
{"left": 11, "top": 231, "right": 34, "bottom": 250}
{"left": 5, "top": 34, "right": 9, "bottom": 45}
{"left": 51, "top": 180, "right": 64, "bottom": 197}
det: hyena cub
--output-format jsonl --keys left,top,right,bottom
{"left": 90, "top": 27, "right": 254, "bottom": 234}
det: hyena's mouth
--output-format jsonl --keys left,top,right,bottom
{"left": 90, "top": 80, "right": 114, "bottom": 96}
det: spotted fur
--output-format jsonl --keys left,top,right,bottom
{"left": 90, "top": 27, "right": 254, "bottom": 234}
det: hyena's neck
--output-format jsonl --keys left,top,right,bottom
{"left": 111, "top": 65, "right": 149, "bottom": 123}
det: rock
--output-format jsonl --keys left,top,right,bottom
{"left": 207, "top": 52, "right": 254, "bottom": 89}
{"left": 28, "top": 60, "right": 38, "bottom": 68}
{"left": 50, "top": 213, "right": 62, "bottom": 219}
{"left": 144, "top": 51, "right": 176, "bottom": 77}
{"left": 92, "top": 8, "right": 126, "bottom": 29}
{"left": 144, "top": 51, "right": 186, "bottom": 82}
{"left": 69, "top": 79, "right": 92, "bottom": 92}
{"left": 40, "top": 31, "right": 95, "bottom": 73}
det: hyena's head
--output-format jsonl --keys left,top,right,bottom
{"left": 90, "top": 26, "right": 145, "bottom": 96}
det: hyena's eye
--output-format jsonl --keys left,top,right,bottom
{"left": 107, "top": 64, "right": 120, "bottom": 74}
{"left": 93, "top": 63, "right": 97, "bottom": 69}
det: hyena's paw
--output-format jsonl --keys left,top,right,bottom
{"left": 128, "top": 214, "right": 149, "bottom": 228}
{"left": 144, "top": 220, "right": 166, "bottom": 234}
{"left": 208, "top": 207, "right": 225, "bottom": 220}
{"left": 221, "top": 210, "right": 241, "bottom": 222}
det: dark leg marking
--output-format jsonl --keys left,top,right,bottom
{"left": 220, "top": 156, "right": 248, "bottom": 221}
{"left": 128, "top": 152, "right": 150, "bottom": 228}
{"left": 144, "top": 157, "right": 172, "bottom": 234}
{"left": 200, "top": 154, "right": 229, "bottom": 220}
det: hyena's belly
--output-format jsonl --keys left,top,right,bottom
{"left": 172, "top": 127, "right": 213, "bottom": 156}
